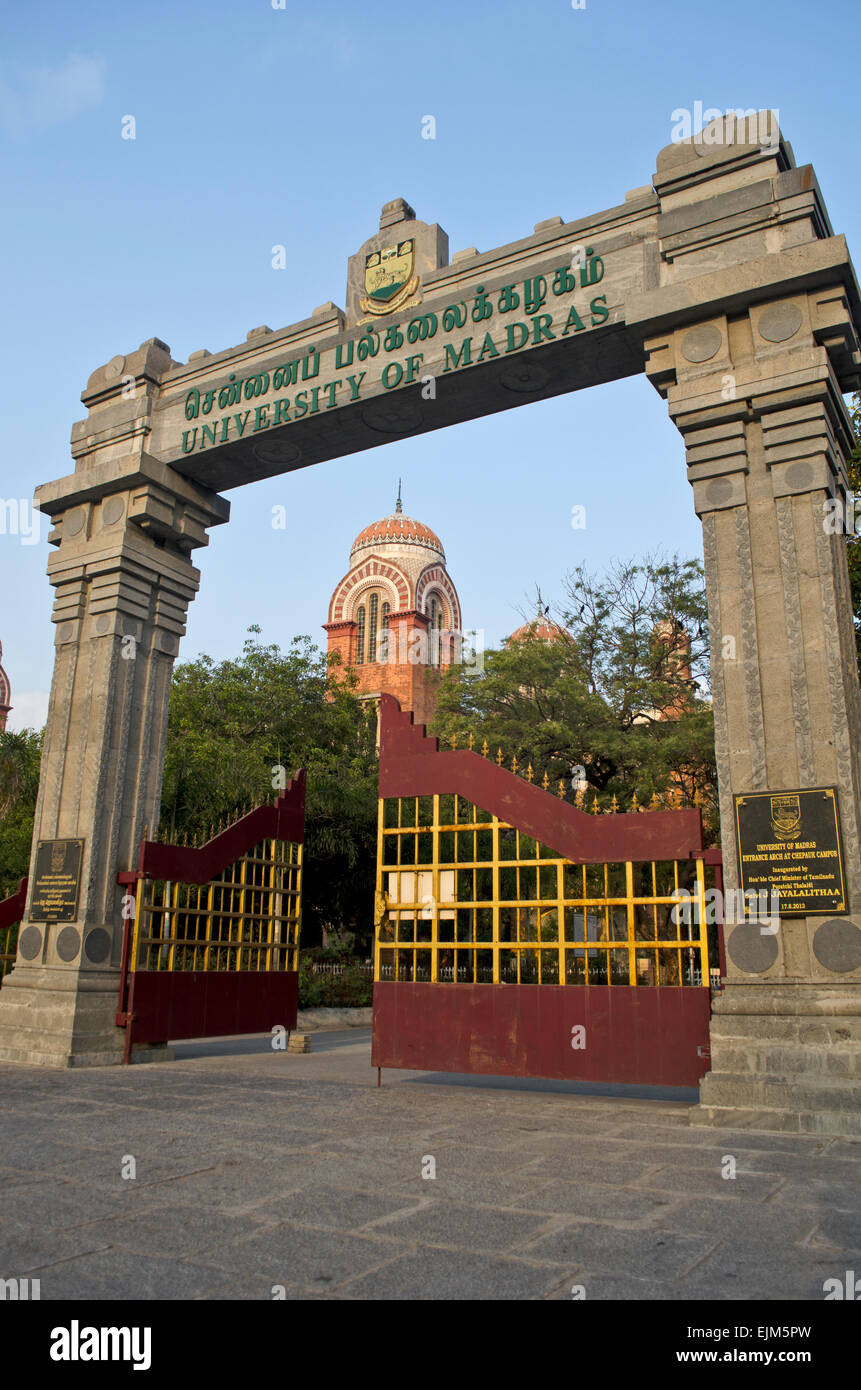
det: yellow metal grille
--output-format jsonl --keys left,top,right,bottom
{"left": 132, "top": 838, "right": 302, "bottom": 973}
{"left": 374, "top": 795, "right": 709, "bottom": 987}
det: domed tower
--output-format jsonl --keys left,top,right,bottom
{"left": 324, "top": 487, "right": 462, "bottom": 725}
{"left": 506, "top": 592, "right": 570, "bottom": 647}
{"left": 0, "top": 641, "right": 10, "bottom": 732}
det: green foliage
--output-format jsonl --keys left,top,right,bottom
{"left": 0, "top": 728, "right": 42, "bottom": 899}
{"left": 160, "top": 629, "right": 378, "bottom": 949}
{"left": 431, "top": 555, "right": 719, "bottom": 840}
{"left": 297, "top": 951, "right": 373, "bottom": 1007}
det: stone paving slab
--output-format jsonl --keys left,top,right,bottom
{"left": 0, "top": 1178, "right": 165, "bottom": 1231}
{"left": 358, "top": 1196, "right": 557, "bottom": 1254}
{"left": 338, "top": 1248, "right": 575, "bottom": 1301}
{"left": 0, "top": 1227, "right": 114, "bottom": 1276}
{"left": 29, "top": 1248, "right": 229, "bottom": 1301}
{"left": 252, "top": 1184, "right": 426, "bottom": 1233}
{"left": 502, "top": 1180, "right": 681, "bottom": 1225}
{"left": 632, "top": 1166, "right": 783, "bottom": 1199}
{"left": 656, "top": 1196, "right": 820, "bottom": 1245}
{"left": 519, "top": 1223, "right": 719, "bottom": 1280}
{"left": 184, "top": 1221, "right": 405, "bottom": 1290}
{"left": 0, "top": 1028, "right": 858, "bottom": 1301}
{"left": 771, "top": 1178, "right": 860, "bottom": 1212}
{"left": 389, "top": 1172, "right": 543, "bottom": 1208}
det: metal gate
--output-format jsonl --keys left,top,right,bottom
{"left": 372, "top": 697, "right": 723, "bottom": 1087}
{"left": 0, "top": 877, "right": 27, "bottom": 985}
{"left": 116, "top": 771, "right": 305, "bottom": 1061}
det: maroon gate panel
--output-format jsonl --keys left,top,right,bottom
{"left": 373, "top": 696, "right": 721, "bottom": 1090}
{"left": 128, "top": 970, "right": 299, "bottom": 1045}
{"left": 0, "top": 876, "right": 28, "bottom": 984}
{"left": 372, "top": 982, "right": 711, "bottom": 1087}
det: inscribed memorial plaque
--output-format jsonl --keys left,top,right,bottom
{"left": 734, "top": 789, "right": 846, "bottom": 916}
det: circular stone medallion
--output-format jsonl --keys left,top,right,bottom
{"left": 706, "top": 477, "right": 734, "bottom": 505}
{"left": 55, "top": 926, "right": 81, "bottom": 963}
{"left": 362, "top": 401, "right": 423, "bottom": 434}
{"left": 727, "top": 921, "right": 779, "bottom": 974}
{"left": 784, "top": 461, "right": 813, "bottom": 491}
{"left": 17, "top": 926, "right": 42, "bottom": 961}
{"left": 680, "top": 324, "right": 722, "bottom": 363}
{"left": 758, "top": 303, "right": 803, "bottom": 344}
{"left": 498, "top": 364, "right": 551, "bottom": 393}
{"left": 253, "top": 440, "right": 303, "bottom": 468}
{"left": 63, "top": 508, "right": 87, "bottom": 537}
{"left": 812, "top": 918, "right": 861, "bottom": 974}
{"left": 102, "top": 496, "right": 125, "bottom": 526}
{"left": 84, "top": 927, "right": 112, "bottom": 964}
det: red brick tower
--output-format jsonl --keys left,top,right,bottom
{"left": 324, "top": 488, "right": 462, "bottom": 725}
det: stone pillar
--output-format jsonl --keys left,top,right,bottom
{"left": 646, "top": 290, "right": 861, "bottom": 1133}
{"left": 0, "top": 340, "right": 228, "bottom": 1066}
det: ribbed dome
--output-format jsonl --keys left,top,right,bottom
{"left": 350, "top": 511, "right": 445, "bottom": 562}
{"left": 507, "top": 618, "right": 569, "bottom": 645}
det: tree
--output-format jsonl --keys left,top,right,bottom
{"left": 160, "top": 629, "right": 379, "bottom": 951}
{"left": 431, "top": 555, "right": 719, "bottom": 840}
{"left": 0, "top": 728, "right": 42, "bottom": 899}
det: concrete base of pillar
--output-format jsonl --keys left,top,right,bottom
{"left": 0, "top": 965, "right": 126, "bottom": 1068}
{"left": 691, "top": 984, "right": 861, "bottom": 1135}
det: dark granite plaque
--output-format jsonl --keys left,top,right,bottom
{"left": 29, "top": 839, "right": 84, "bottom": 923}
{"left": 734, "top": 788, "right": 847, "bottom": 916}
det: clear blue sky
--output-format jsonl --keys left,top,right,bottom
{"left": 1, "top": 0, "right": 858, "bottom": 730}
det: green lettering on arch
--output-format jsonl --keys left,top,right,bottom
{"left": 443, "top": 338, "right": 472, "bottom": 372}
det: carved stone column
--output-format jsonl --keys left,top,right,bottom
{"left": 0, "top": 340, "right": 228, "bottom": 1066}
{"left": 646, "top": 288, "right": 861, "bottom": 1132}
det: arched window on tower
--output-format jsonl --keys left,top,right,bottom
{"left": 356, "top": 605, "right": 366, "bottom": 665}
{"left": 368, "top": 593, "right": 379, "bottom": 663}
{"left": 380, "top": 602, "right": 391, "bottom": 662}
{"left": 428, "top": 597, "right": 443, "bottom": 667}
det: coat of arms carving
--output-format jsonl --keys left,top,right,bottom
{"left": 360, "top": 239, "right": 419, "bottom": 316}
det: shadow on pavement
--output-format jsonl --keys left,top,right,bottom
{"left": 168, "top": 1029, "right": 695, "bottom": 1103}
{"left": 405, "top": 1070, "right": 698, "bottom": 1104}
{"left": 170, "top": 1028, "right": 372, "bottom": 1060}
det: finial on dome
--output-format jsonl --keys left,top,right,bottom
{"left": 395, "top": 479, "right": 403, "bottom": 514}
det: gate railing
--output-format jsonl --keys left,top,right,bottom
{"left": 115, "top": 771, "right": 305, "bottom": 1058}
{"left": 0, "top": 877, "right": 28, "bottom": 983}
{"left": 127, "top": 837, "right": 302, "bottom": 976}
{"left": 375, "top": 696, "right": 722, "bottom": 990}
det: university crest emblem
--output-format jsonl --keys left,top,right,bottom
{"left": 770, "top": 793, "right": 802, "bottom": 841}
{"left": 361, "top": 239, "right": 419, "bottom": 316}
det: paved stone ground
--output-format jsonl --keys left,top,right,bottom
{"left": 0, "top": 1029, "right": 858, "bottom": 1301}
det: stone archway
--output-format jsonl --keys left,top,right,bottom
{"left": 1, "top": 113, "right": 859, "bottom": 1131}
